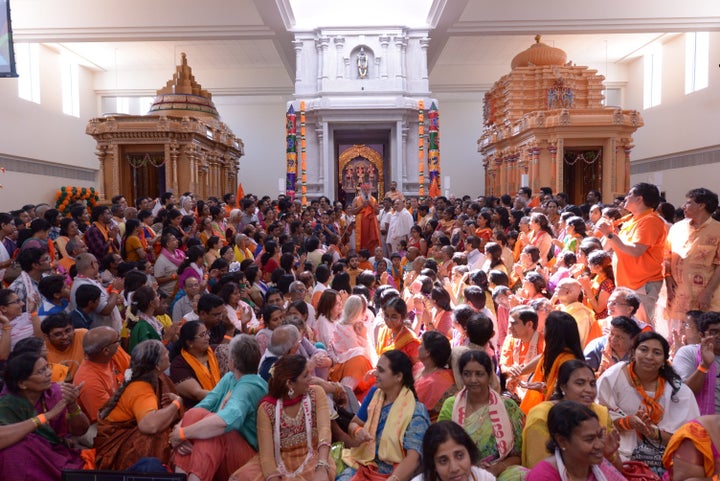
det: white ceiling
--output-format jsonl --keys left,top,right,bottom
{"left": 10, "top": 0, "right": 720, "bottom": 95}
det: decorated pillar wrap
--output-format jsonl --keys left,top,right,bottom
{"left": 300, "top": 101, "right": 307, "bottom": 206}
{"left": 428, "top": 102, "right": 441, "bottom": 197}
{"left": 285, "top": 105, "right": 298, "bottom": 199}
{"left": 418, "top": 100, "right": 425, "bottom": 198}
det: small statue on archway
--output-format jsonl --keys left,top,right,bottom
{"left": 357, "top": 47, "right": 369, "bottom": 79}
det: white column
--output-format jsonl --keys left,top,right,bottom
{"left": 379, "top": 36, "right": 390, "bottom": 79}
{"left": 393, "top": 36, "right": 408, "bottom": 89}
{"left": 334, "top": 37, "right": 345, "bottom": 79}
{"left": 292, "top": 40, "right": 303, "bottom": 84}
{"left": 419, "top": 37, "right": 430, "bottom": 80}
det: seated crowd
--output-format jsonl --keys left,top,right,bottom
{"left": 0, "top": 183, "right": 719, "bottom": 481}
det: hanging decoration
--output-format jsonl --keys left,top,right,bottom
{"left": 54, "top": 186, "right": 100, "bottom": 215}
{"left": 428, "top": 102, "right": 441, "bottom": 198}
{"left": 417, "top": 100, "right": 425, "bottom": 198}
{"left": 299, "top": 101, "right": 307, "bottom": 206}
{"left": 285, "top": 105, "right": 298, "bottom": 200}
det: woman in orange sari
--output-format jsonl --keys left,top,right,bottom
{"left": 663, "top": 415, "right": 720, "bottom": 480}
{"left": 229, "top": 355, "right": 334, "bottom": 481}
{"left": 350, "top": 183, "right": 381, "bottom": 253}
{"left": 170, "top": 321, "right": 221, "bottom": 409}
{"left": 376, "top": 297, "right": 420, "bottom": 364}
{"left": 519, "top": 311, "right": 584, "bottom": 414}
{"left": 415, "top": 331, "right": 458, "bottom": 422}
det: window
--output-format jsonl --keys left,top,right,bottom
{"left": 685, "top": 32, "right": 709, "bottom": 94}
{"left": 643, "top": 48, "right": 662, "bottom": 109}
{"left": 16, "top": 43, "right": 40, "bottom": 103}
{"left": 61, "top": 56, "right": 80, "bottom": 117}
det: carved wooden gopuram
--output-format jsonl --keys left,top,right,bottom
{"left": 479, "top": 36, "right": 643, "bottom": 204}
{"left": 86, "top": 53, "right": 243, "bottom": 201}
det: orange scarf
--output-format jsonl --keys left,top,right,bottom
{"left": 627, "top": 361, "right": 666, "bottom": 425}
{"left": 93, "top": 221, "right": 118, "bottom": 254}
{"left": 180, "top": 348, "right": 221, "bottom": 391}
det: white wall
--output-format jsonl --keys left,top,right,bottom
{"left": 433, "top": 93, "right": 486, "bottom": 198}
{"left": 0, "top": 45, "right": 98, "bottom": 208}
{"left": 213, "top": 95, "right": 290, "bottom": 198}
{"left": 626, "top": 32, "right": 720, "bottom": 160}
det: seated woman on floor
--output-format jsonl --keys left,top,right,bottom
{"left": 94, "top": 339, "right": 183, "bottom": 470}
{"left": 663, "top": 414, "right": 720, "bottom": 481}
{"left": 169, "top": 334, "right": 268, "bottom": 481}
{"left": 0, "top": 352, "right": 89, "bottom": 481}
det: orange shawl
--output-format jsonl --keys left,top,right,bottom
{"left": 180, "top": 348, "right": 221, "bottom": 391}
{"left": 520, "top": 350, "right": 577, "bottom": 414}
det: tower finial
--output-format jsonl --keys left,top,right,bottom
{"left": 535, "top": 34, "right": 541, "bottom": 44}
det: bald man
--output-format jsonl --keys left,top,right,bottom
{"left": 73, "top": 326, "right": 129, "bottom": 423}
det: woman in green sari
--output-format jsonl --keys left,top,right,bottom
{"left": 438, "top": 350, "right": 527, "bottom": 481}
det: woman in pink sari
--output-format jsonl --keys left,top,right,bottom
{"left": 415, "top": 331, "right": 458, "bottom": 422}
{"left": 527, "top": 401, "right": 626, "bottom": 481}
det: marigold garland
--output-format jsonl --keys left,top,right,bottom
{"left": 54, "top": 186, "right": 99, "bottom": 215}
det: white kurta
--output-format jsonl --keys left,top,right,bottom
{"left": 597, "top": 361, "right": 699, "bottom": 460}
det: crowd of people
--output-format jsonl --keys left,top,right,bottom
{"left": 0, "top": 180, "right": 719, "bottom": 481}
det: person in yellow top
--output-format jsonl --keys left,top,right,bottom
{"left": 554, "top": 278, "right": 598, "bottom": 348}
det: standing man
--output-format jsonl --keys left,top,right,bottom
{"left": 349, "top": 183, "right": 380, "bottom": 253}
{"left": 386, "top": 198, "right": 413, "bottom": 255}
{"left": 84, "top": 206, "right": 119, "bottom": 261}
{"left": 665, "top": 188, "right": 720, "bottom": 322}
{"left": 596, "top": 182, "right": 666, "bottom": 324}
{"left": 385, "top": 181, "right": 405, "bottom": 203}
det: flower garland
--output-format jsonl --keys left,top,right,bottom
{"left": 55, "top": 186, "right": 100, "bottom": 215}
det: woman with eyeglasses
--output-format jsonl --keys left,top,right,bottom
{"left": 0, "top": 351, "right": 88, "bottom": 481}
{"left": 0, "top": 288, "right": 42, "bottom": 360}
{"left": 170, "top": 321, "right": 221, "bottom": 409}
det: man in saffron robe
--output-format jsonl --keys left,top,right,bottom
{"left": 350, "top": 183, "right": 381, "bottom": 253}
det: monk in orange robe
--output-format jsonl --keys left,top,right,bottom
{"left": 350, "top": 183, "right": 381, "bottom": 253}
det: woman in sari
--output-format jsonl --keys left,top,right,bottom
{"left": 438, "top": 350, "right": 525, "bottom": 481}
{"left": 522, "top": 360, "right": 620, "bottom": 470}
{"left": 597, "top": 331, "right": 699, "bottom": 474}
{"left": 154, "top": 234, "right": 185, "bottom": 298}
{"left": 415, "top": 420, "right": 495, "bottom": 481}
{"left": 0, "top": 352, "right": 88, "bottom": 481}
{"left": 528, "top": 213, "right": 554, "bottom": 266}
{"left": 128, "top": 286, "right": 176, "bottom": 352}
{"left": 519, "top": 311, "right": 584, "bottom": 415}
{"left": 526, "top": 401, "right": 626, "bottom": 481}
{"left": 55, "top": 217, "right": 84, "bottom": 261}
{"left": 415, "top": 331, "right": 458, "bottom": 422}
{"left": 170, "top": 321, "right": 221, "bottom": 409}
{"left": 329, "top": 295, "right": 377, "bottom": 401}
{"left": 255, "top": 304, "right": 285, "bottom": 354}
{"left": 338, "top": 349, "right": 431, "bottom": 481}
{"left": 376, "top": 297, "right": 421, "bottom": 364}
{"left": 95, "top": 339, "right": 183, "bottom": 470}
{"left": 662, "top": 414, "right": 720, "bottom": 480}
{"left": 229, "top": 355, "right": 334, "bottom": 481}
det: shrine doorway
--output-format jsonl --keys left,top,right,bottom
{"left": 335, "top": 129, "right": 390, "bottom": 205}
{"left": 121, "top": 149, "right": 167, "bottom": 202}
{"left": 562, "top": 148, "right": 603, "bottom": 206}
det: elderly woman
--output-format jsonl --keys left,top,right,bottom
{"left": 598, "top": 331, "right": 699, "bottom": 475}
{"left": 0, "top": 352, "right": 88, "bottom": 481}
{"left": 415, "top": 331, "right": 458, "bottom": 422}
{"left": 438, "top": 350, "right": 525, "bottom": 480}
{"left": 338, "top": 350, "right": 431, "bottom": 481}
{"left": 329, "top": 294, "right": 377, "bottom": 401}
{"left": 170, "top": 321, "right": 221, "bottom": 409}
{"left": 170, "top": 334, "right": 268, "bottom": 481}
{"left": 229, "top": 355, "right": 334, "bottom": 481}
{"left": 95, "top": 339, "right": 183, "bottom": 470}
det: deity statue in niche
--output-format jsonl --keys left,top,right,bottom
{"left": 357, "top": 47, "right": 368, "bottom": 79}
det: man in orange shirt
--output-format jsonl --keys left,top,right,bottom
{"left": 73, "top": 326, "right": 125, "bottom": 425}
{"left": 596, "top": 182, "right": 666, "bottom": 324}
{"left": 43, "top": 312, "right": 87, "bottom": 382}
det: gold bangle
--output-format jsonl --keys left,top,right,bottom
{"left": 68, "top": 405, "right": 83, "bottom": 418}
{"left": 31, "top": 416, "right": 41, "bottom": 428}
